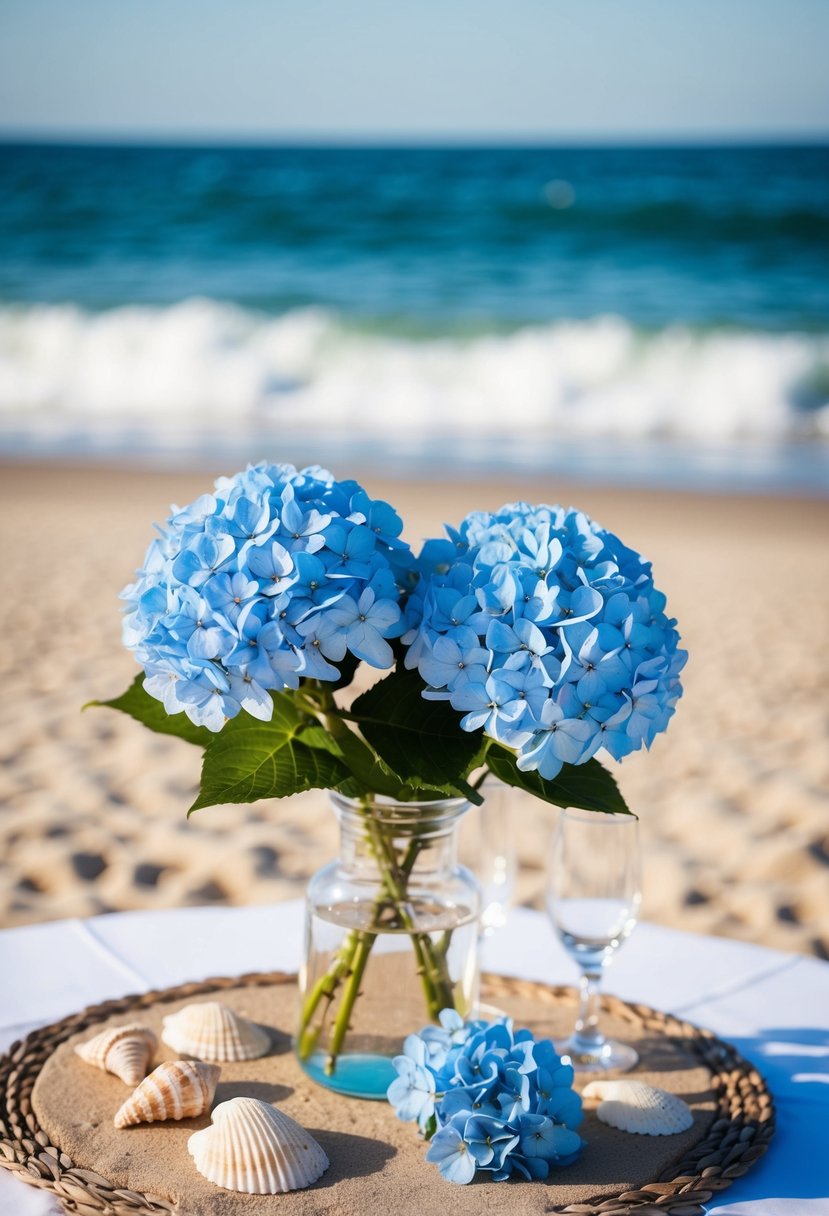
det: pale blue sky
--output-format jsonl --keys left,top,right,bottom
{"left": 1, "top": 0, "right": 827, "bottom": 142}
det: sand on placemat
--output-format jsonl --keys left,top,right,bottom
{"left": 33, "top": 979, "right": 716, "bottom": 1216}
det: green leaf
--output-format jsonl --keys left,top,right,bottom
{"left": 85, "top": 675, "right": 215, "bottom": 748}
{"left": 298, "top": 721, "right": 396, "bottom": 796}
{"left": 190, "top": 705, "right": 351, "bottom": 813}
{"left": 350, "top": 668, "right": 486, "bottom": 804}
{"left": 300, "top": 713, "right": 470, "bottom": 803}
{"left": 296, "top": 724, "right": 346, "bottom": 757}
{"left": 486, "top": 746, "right": 630, "bottom": 815}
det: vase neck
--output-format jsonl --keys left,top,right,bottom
{"left": 329, "top": 793, "right": 468, "bottom": 876}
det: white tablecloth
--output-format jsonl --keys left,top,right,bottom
{"left": 1, "top": 904, "right": 826, "bottom": 1216}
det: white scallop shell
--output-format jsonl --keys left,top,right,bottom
{"left": 582, "top": 1080, "right": 693, "bottom": 1135}
{"left": 161, "top": 1001, "right": 270, "bottom": 1061}
{"left": 188, "top": 1097, "right": 329, "bottom": 1194}
{"left": 114, "top": 1059, "right": 221, "bottom": 1129}
{"left": 75, "top": 1024, "right": 157, "bottom": 1086}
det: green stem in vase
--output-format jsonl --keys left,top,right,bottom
{"left": 364, "top": 817, "right": 446, "bottom": 1020}
{"left": 370, "top": 814, "right": 459, "bottom": 1015}
{"left": 397, "top": 840, "right": 458, "bottom": 1015}
{"left": 297, "top": 813, "right": 457, "bottom": 1065}
{"left": 324, "top": 929, "right": 377, "bottom": 1074}
{"left": 296, "top": 932, "right": 361, "bottom": 1059}
{"left": 294, "top": 684, "right": 462, "bottom": 1072}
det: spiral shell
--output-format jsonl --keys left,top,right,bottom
{"left": 161, "top": 1001, "right": 270, "bottom": 1062}
{"left": 114, "top": 1059, "right": 220, "bottom": 1129}
{"left": 582, "top": 1080, "right": 693, "bottom": 1135}
{"left": 75, "top": 1024, "right": 157, "bottom": 1086}
{"left": 188, "top": 1097, "right": 329, "bottom": 1194}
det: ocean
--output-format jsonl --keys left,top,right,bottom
{"left": 1, "top": 142, "right": 827, "bottom": 493}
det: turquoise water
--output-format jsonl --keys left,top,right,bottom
{"left": 3, "top": 143, "right": 828, "bottom": 325}
{"left": 1, "top": 142, "right": 827, "bottom": 490}
{"left": 299, "top": 1051, "right": 396, "bottom": 1100}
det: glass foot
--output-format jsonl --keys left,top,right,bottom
{"left": 555, "top": 1036, "right": 639, "bottom": 1073}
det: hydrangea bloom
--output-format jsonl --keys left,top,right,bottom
{"left": 387, "top": 1010, "right": 584, "bottom": 1183}
{"left": 403, "top": 503, "right": 686, "bottom": 779}
{"left": 121, "top": 463, "right": 412, "bottom": 730}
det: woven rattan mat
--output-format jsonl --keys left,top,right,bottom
{"left": 0, "top": 971, "right": 773, "bottom": 1216}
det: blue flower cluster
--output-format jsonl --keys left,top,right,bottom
{"left": 121, "top": 463, "right": 412, "bottom": 730}
{"left": 387, "top": 1010, "right": 583, "bottom": 1184}
{"left": 403, "top": 503, "right": 687, "bottom": 780}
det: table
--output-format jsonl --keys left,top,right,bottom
{"left": 2, "top": 903, "right": 827, "bottom": 1215}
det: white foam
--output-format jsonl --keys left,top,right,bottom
{"left": 0, "top": 299, "right": 827, "bottom": 445}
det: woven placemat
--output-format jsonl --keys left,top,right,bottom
{"left": 0, "top": 971, "right": 773, "bottom": 1216}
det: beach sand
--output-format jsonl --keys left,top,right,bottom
{"left": 1, "top": 461, "right": 827, "bottom": 959}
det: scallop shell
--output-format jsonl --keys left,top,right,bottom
{"left": 582, "top": 1080, "right": 693, "bottom": 1135}
{"left": 188, "top": 1097, "right": 329, "bottom": 1194}
{"left": 75, "top": 1024, "right": 157, "bottom": 1086}
{"left": 161, "top": 1001, "right": 270, "bottom": 1061}
{"left": 114, "top": 1059, "right": 220, "bottom": 1129}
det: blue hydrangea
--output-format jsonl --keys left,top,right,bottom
{"left": 387, "top": 1009, "right": 584, "bottom": 1184}
{"left": 121, "top": 463, "right": 412, "bottom": 730}
{"left": 403, "top": 503, "right": 686, "bottom": 780}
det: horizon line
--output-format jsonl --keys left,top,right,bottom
{"left": 1, "top": 128, "right": 829, "bottom": 150}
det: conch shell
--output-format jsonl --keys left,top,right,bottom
{"left": 75, "top": 1024, "right": 157, "bottom": 1086}
{"left": 114, "top": 1059, "right": 220, "bottom": 1129}
{"left": 161, "top": 1001, "right": 269, "bottom": 1061}
{"left": 582, "top": 1080, "right": 693, "bottom": 1135}
{"left": 188, "top": 1097, "right": 329, "bottom": 1194}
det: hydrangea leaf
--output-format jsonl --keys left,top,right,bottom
{"left": 86, "top": 676, "right": 214, "bottom": 748}
{"left": 351, "top": 669, "right": 487, "bottom": 805}
{"left": 296, "top": 724, "right": 345, "bottom": 756}
{"left": 297, "top": 721, "right": 402, "bottom": 798}
{"left": 190, "top": 704, "right": 351, "bottom": 813}
{"left": 297, "top": 722, "right": 454, "bottom": 803}
{"left": 486, "top": 745, "right": 630, "bottom": 815}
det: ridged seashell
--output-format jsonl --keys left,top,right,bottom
{"left": 582, "top": 1080, "right": 693, "bottom": 1136}
{"left": 161, "top": 1001, "right": 270, "bottom": 1061}
{"left": 114, "top": 1060, "right": 220, "bottom": 1129}
{"left": 188, "top": 1097, "right": 329, "bottom": 1194}
{"left": 75, "top": 1024, "right": 157, "bottom": 1086}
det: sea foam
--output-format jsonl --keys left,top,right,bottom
{"left": 0, "top": 300, "right": 827, "bottom": 447}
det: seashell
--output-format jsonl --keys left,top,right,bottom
{"left": 161, "top": 1001, "right": 270, "bottom": 1061}
{"left": 188, "top": 1097, "right": 329, "bottom": 1194}
{"left": 582, "top": 1080, "right": 693, "bottom": 1136}
{"left": 75, "top": 1024, "right": 157, "bottom": 1086}
{"left": 114, "top": 1060, "right": 220, "bottom": 1129}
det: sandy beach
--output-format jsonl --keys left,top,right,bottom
{"left": 1, "top": 460, "right": 827, "bottom": 960}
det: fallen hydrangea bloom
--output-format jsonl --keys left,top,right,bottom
{"left": 388, "top": 1010, "right": 584, "bottom": 1183}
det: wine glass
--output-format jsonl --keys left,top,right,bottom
{"left": 476, "top": 777, "right": 517, "bottom": 937}
{"left": 546, "top": 807, "right": 642, "bottom": 1072}
{"left": 461, "top": 777, "right": 518, "bottom": 1019}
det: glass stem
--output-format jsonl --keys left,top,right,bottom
{"left": 573, "top": 970, "right": 605, "bottom": 1050}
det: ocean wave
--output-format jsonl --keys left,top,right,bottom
{"left": 0, "top": 299, "right": 827, "bottom": 445}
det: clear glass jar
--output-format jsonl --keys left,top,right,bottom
{"left": 295, "top": 792, "right": 480, "bottom": 1099}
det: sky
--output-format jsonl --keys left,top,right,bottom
{"left": 1, "top": 0, "right": 828, "bottom": 142}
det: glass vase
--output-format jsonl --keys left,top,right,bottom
{"left": 295, "top": 792, "right": 480, "bottom": 1099}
